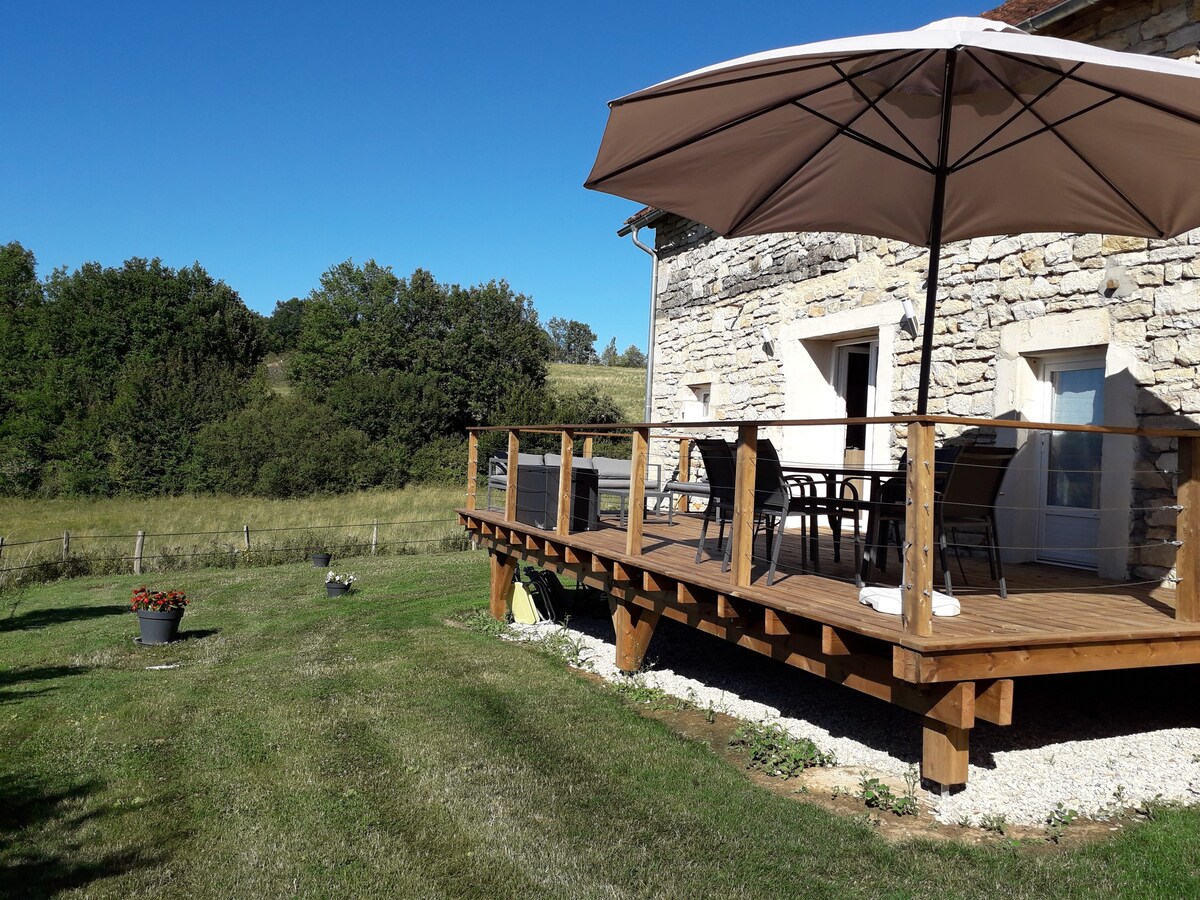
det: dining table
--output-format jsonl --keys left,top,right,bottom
{"left": 780, "top": 462, "right": 906, "bottom": 582}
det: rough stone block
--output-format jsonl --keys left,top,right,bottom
{"left": 1103, "top": 235, "right": 1149, "bottom": 253}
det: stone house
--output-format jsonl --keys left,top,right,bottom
{"left": 623, "top": 0, "right": 1200, "bottom": 583}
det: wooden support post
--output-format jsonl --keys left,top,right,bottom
{"left": 903, "top": 422, "right": 935, "bottom": 637}
{"left": 243, "top": 525, "right": 251, "bottom": 551}
{"left": 582, "top": 436, "right": 594, "bottom": 458}
{"left": 922, "top": 717, "right": 970, "bottom": 788}
{"left": 730, "top": 423, "right": 758, "bottom": 587}
{"left": 677, "top": 437, "right": 691, "bottom": 512}
{"left": 466, "top": 432, "right": 479, "bottom": 511}
{"left": 1177, "top": 435, "right": 1200, "bottom": 622}
{"left": 62, "top": 530, "right": 70, "bottom": 561}
{"left": 557, "top": 429, "right": 574, "bottom": 536}
{"left": 133, "top": 531, "right": 145, "bottom": 576}
{"left": 611, "top": 597, "right": 662, "bottom": 672}
{"left": 627, "top": 427, "right": 649, "bottom": 556}
{"left": 489, "top": 551, "right": 517, "bottom": 621}
{"left": 505, "top": 430, "right": 520, "bottom": 523}
{"left": 371, "top": 520, "right": 379, "bottom": 555}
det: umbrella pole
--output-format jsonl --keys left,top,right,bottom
{"left": 915, "top": 206, "right": 944, "bottom": 416}
{"left": 915, "top": 51, "right": 957, "bottom": 417}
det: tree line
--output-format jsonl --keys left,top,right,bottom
{"left": 544, "top": 316, "right": 646, "bottom": 368}
{"left": 0, "top": 242, "right": 629, "bottom": 498}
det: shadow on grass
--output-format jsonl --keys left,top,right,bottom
{"left": 0, "top": 665, "right": 90, "bottom": 705}
{"left": 0, "top": 605, "right": 127, "bottom": 633}
{"left": 0, "top": 772, "right": 163, "bottom": 897}
{"left": 176, "top": 628, "right": 219, "bottom": 641}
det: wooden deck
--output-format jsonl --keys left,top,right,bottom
{"left": 460, "top": 504, "right": 1200, "bottom": 787}
{"left": 461, "top": 413, "right": 1200, "bottom": 788}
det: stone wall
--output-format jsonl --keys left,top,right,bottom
{"left": 646, "top": 1, "right": 1200, "bottom": 580}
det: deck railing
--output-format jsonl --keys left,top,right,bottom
{"left": 466, "top": 415, "right": 1200, "bottom": 633}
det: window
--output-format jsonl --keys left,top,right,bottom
{"left": 683, "top": 383, "right": 712, "bottom": 422}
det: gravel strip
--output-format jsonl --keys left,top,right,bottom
{"left": 507, "top": 609, "right": 1200, "bottom": 826}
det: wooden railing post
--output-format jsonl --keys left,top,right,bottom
{"left": 583, "top": 436, "right": 594, "bottom": 458}
{"left": 466, "top": 432, "right": 479, "bottom": 511}
{"left": 626, "top": 427, "right": 649, "bottom": 556}
{"left": 677, "top": 437, "right": 691, "bottom": 512}
{"left": 903, "top": 421, "right": 936, "bottom": 636}
{"left": 557, "top": 429, "right": 575, "bottom": 536}
{"left": 1177, "top": 435, "right": 1200, "bottom": 622}
{"left": 731, "top": 423, "right": 758, "bottom": 587}
{"left": 505, "top": 430, "right": 520, "bottom": 522}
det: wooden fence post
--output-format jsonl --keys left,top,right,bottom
{"left": 730, "top": 423, "right": 758, "bottom": 587}
{"left": 903, "top": 421, "right": 936, "bottom": 637}
{"left": 1177, "top": 434, "right": 1200, "bottom": 622}
{"left": 62, "top": 530, "right": 70, "bottom": 561}
{"left": 557, "top": 430, "right": 575, "bottom": 536}
{"left": 0, "top": 536, "right": 5, "bottom": 569}
{"left": 371, "top": 520, "right": 379, "bottom": 556}
{"left": 133, "top": 531, "right": 145, "bottom": 575}
{"left": 626, "top": 427, "right": 649, "bottom": 556}
{"left": 466, "top": 432, "right": 479, "bottom": 511}
{"left": 505, "top": 430, "right": 520, "bottom": 522}
{"left": 243, "top": 525, "right": 251, "bottom": 552}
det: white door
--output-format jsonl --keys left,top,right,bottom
{"left": 1038, "top": 360, "right": 1105, "bottom": 569}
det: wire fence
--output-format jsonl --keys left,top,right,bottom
{"left": 0, "top": 516, "right": 474, "bottom": 592}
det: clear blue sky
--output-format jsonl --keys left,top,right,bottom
{"left": 3, "top": 0, "right": 984, "bottom": 351}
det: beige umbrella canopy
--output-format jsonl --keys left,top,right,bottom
{"left": 586, "top": 17, "right": 1200, "bottom": 412}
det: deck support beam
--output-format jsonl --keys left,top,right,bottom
{"left": 466, "top": 432, "right": 478, "bottom": 511}
{"left": 489, "top": 551, "right": 516, "bottom": 621}
{"left": 611, "top": 597, "right": 662, "bottom": 672}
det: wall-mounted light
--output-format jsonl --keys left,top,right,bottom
{"left": 900, "top": 297, "right": 919, "bottom": 339}
{"left": 761, "top": 325, "right": 775, "bottom": 356}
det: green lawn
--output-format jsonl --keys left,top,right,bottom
{"left": 3, "top": 552, "right": 1199, "bottom": 898}
{"left": 549, "top": 362, "right": 646, "bottom": 422}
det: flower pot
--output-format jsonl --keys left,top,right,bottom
{"left": 136, "top": 608, "right": 184, "bottom": 645}
{"left": 312, "top": 553, "right": 332, "bottom": 568}
{"left": 326, "top": 582, "right": 350, "bottom": 597}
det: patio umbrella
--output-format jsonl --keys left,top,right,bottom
{"left": 585, "top": 17, "right": 1200, "bottom": 413}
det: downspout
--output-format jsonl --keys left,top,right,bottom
{"left": 627, "top": 227, "right": 659, "bottom": 423}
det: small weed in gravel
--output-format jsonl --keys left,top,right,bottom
{"left": 729, "top": 722, "right": 836, "bottom": 779}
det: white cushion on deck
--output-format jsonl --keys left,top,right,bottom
{"left": 858, "top": 587, "right": 960, "bottom": 617}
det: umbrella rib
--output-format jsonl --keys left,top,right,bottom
{"left": 608, "top": 49, "right": 905, "bottom": 107}
{"left": 968, "top": 50, "right": 1164, "bottom": 237}
{"left": 948, "top": 62, "right": 1081, "bottom": 171}
{"left": 789, "top": 100, "right": 933, "bottom": 171}
{"left": 587, "top": 59, "right": 913, "bottom": 188}
{"left": 832, "top": 57, "right": 936, "bottom": 170}
{"left": 986, "top": 47, "right": 1200, "bottom": 129}
{"left": 722, "top": 52, "right": 939, "bottom": 236}
{"left": 950, "top": 95, "right": 1119, "bottom": 173}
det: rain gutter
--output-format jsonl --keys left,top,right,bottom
{"left": 1016, "top": 0, "right": 1103, "bottom": 33}
{"left": 617, "top": 209, "right": 664, "bottom": 422}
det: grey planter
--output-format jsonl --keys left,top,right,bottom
{"left": 136, "top": 608, "right": 184, "bottom": 645}
{"left": 312, "top": 553, "right": 332, "bottom": 568}
{"left": 326, "top": 582, "right": 350, "bottom": 597}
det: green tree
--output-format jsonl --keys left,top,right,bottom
{"left": 618, "top": 344, "right": 647, "bottom": 368}
{"left": 600, "top": 337, "right": 619, "bottom": 366}
{"left": 546, "top": 316, "right": 598, "bottom": 364}
{"left": 266, "top": 297, "right": 308, "bottom": 352}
